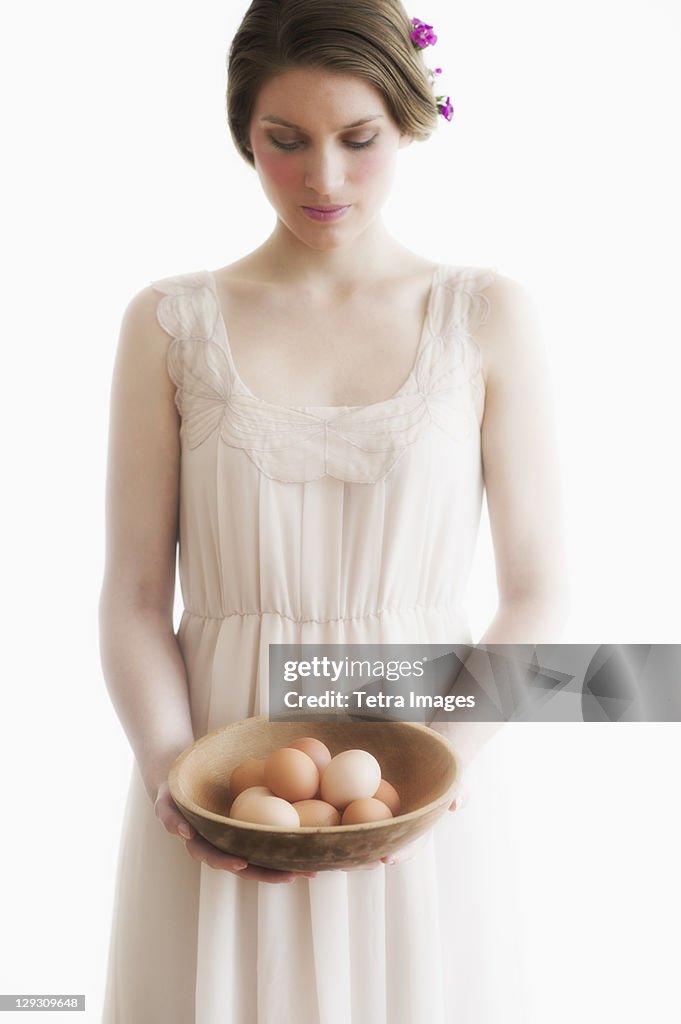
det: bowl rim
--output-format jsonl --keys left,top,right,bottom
{"left": 168, "top": 716, "right": 459, "bottom": 835}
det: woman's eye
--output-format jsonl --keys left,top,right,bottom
{"left": 346, "top": 137, "right": 377, "bottom": 149}
{"left": 269, "top": 138, "right": 301, "bottom": 151}
{"left": 268, "top": 135, "right": 377, "bottom": 152}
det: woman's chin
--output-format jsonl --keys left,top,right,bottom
{"left": 280, "top": 221, "right": 356, "bottom": 252}
{"left": 275, "top": 209, "right": 387, "bottom": 253}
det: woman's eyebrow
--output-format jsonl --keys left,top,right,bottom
{"left": 259, "top": 114, "right": 385, "bottom": 130}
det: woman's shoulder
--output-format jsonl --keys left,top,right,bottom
{"left": 122, "top": 266, "right": 206, "bottom": 313}
{"left": 472, "top": 271, "right": 540, "bottom": 339}
{"left": 118, "top": 269, "right": 207, "bottom": 356}
{"left": 476, "top": 269, "right": 531, "bottom": 302}
{"left": 119, "top": 280, "right": 169, "bottom": 341}
{"left": 470, "top": 271, "right": 545, "bottom": 388}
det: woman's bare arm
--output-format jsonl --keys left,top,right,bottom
{"left": 477, "top": 272, "right": 570, "bottom": 641}
{"left": 98, "top": 285, "right": 195, "bottom": 805}
{"left": 431, "top": 273, "right": 571, "bottom": 776}
{"left": 98, "top": 288, "right": 308, "bottom": 882}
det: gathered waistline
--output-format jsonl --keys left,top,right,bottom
{"left": 182, "top": 601, "right": 462, "bottom": 626}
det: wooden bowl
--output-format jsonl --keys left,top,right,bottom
{"left": 168, "top": 715, "right": 459, "bottom": 871}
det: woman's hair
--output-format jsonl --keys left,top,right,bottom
{"left": 227, "top": 0, "right": 440, "bottom": 166}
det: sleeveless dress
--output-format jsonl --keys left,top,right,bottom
{"left": 102, "top": 263, "right": 528, "bottom": 1023}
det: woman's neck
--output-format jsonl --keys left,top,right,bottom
{"left": 250, "top": 216, "right": 412, "bottom": 288}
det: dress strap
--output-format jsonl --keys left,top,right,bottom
{"left": 150, "top": 270, "right": 218, "bottom": 344}
{"left": 432, "top": 264, "right": 498, "bottom": 340}
{"left": 149, "top": 270, "right": 225, "bottom": 422}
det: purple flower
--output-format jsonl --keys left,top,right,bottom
{"left": 436, "top": 95, "right": 454, "bottom": 122}
{"left": 410, "top": 17, "right": 438, "bottom": 49}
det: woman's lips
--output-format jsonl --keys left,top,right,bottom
{"left": 301, "top": 205, "right": 351, "bottom": 222}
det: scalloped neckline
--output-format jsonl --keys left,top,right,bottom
{"left": 204, "top": 263, "right": 443, "bottom": 414}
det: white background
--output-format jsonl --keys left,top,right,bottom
{"left": 1, "top": 1, "right": 679, "bottom": 1020}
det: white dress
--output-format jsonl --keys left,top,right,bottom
{"left": 102, "top": 262, "right": 529, "bottom": 1022}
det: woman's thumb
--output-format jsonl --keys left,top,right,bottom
{"left": 154, "top": 782, "right": 195, "bottom": 839}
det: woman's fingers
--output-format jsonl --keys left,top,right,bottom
{"left": 154, "top": 781, "right": 197, "bottom": 840}
{"left": 153, "top": 780, "right": 319, "bottom": 883}
{"left": 229, "top": 862, "right": 315, "bottom": 883}
{"left": 182, "top": 832, "right": 316, "bottom": 883}
{"left": 182, "top": 832, "right": 249, "bottom": 873}
{"left": 448, "top": 769, "right": 471, "bottom": 812}
{"left": 154, "top": 782, "right": 317, "bottom": 883}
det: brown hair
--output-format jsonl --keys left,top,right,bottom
{"left": 227, "top": 0, "right": 440, "bottom": 167}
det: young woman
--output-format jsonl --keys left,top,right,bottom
{"left": 99, "top": 1, "right": 568, "bottom": 1020}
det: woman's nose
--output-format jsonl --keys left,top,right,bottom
{"left": 303, "top": 145, "right": 346, "bottom": 196}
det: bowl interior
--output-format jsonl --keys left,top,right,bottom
{"left": 173, "top": 716, "right": 456, "bottom": 824}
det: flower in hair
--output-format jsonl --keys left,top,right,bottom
{"left": 411, "top": 17, "right": 453, "bottom": 122}
{"left": 410, "top": 17, "right": 437, "bottom": 49}
{"left": 436, "top": 95, "right": 454, "bottom": 122}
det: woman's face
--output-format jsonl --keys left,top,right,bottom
{"left": 246, "top": 67, "right": 411, "bottom": 250}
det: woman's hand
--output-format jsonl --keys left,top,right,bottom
{"left": 154, "top": 781, "right": 317, "bottom": 884}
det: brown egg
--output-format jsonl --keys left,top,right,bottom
{"left": 320, "top": 749, "right": 382, "bottom": 811}
{"left": 342, "top": 798, "right": 393, "bottom": 825}
{"left": 288, "top": 737, "right": 332, "bottom": 776}
{"left": 373, "top": 778, "right": 401, "bottom": 816}
{"left": 228, "top": 786, "right": 273, "bottom": 819}
{"left": 292, "top": 799, "right": 342, "bottom": 827}
{"left": 229, "top": 758, "right": 266, "bottom": 798}
{"left": 231, "top": 794, "right": 300, "bottom": 828}
{"left": 264, "top": 747, "right": 320, "bottom": 802}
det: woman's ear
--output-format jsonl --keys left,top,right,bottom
{"left": 398, "top": 132, "right": 413, "bottom": 149}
